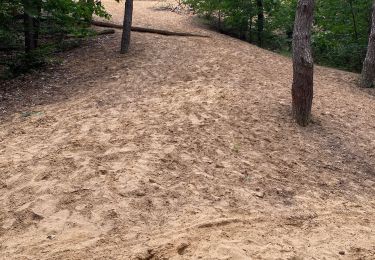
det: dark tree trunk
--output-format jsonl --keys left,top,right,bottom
{"left": 239, "top": 18, "right": 247, "bottom": 40}
{"left": 292, "top": 0, "right": 315, "bottom": 126}
{"left": 23, "top": 0, "right": 41, "bottom": 53}
{"left": 256, "top": 0, "right": 264, "bottom": 47}
{"left": 361, "top": 2, "right": 375, "bottom": 88}
{"left": 248, "top": 16, "right": 253, "bottom": 43}
{"left": 120, "top": 0, "right": 134, "bottom": 54}
{"left": 218, "top": 10, "right": 223, "bottom": 33}
{"left": 247, "top": 2, "right": 253, "bottom": 43}
{"left": 348, "top": 0, "right": 359, "bottom": 42}
{"left": 33, "top": 1, "right": 42, "bottom": 49}
{"left": 23, "top": 1, "right": 36, "bottom": 53}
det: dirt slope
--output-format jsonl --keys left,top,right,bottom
{"left": 0, "top": 1, "right": 375, "bottom": 259}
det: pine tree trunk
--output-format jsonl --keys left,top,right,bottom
{"left": 218, "top": 10, "right": 222, "bottom": 33}
{"left": 23, "top": 0, "right": 36, "bottom": 53}
{"left": 256, "top": 0, "right": 264, "bottom": 47}
{"left": 247, "top": 2, "right": 253, "bottom": 43}
{"left": 33, "top": 1, "right": 42, "bottom": 49}
{"left": 292, "top": 0, "right": 315, "bottom": 126}
{"left": 248, "top": 16, "right": 253, "bottom": 43}
{"left": 348, "top": 0, "right": 359, "bottom": 42}
{"left": 120, "top": 0, "right": 134, "bottom": 54}
{"left": 360, "top": 2, "right": 375, "bottom": 88}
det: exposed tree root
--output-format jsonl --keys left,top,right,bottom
{"left": 92, "top": 20, "right": 209, "bottom": 38}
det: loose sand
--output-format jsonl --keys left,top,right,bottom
{"left": 0, "top": 1, "right": 375, "bottom": 259}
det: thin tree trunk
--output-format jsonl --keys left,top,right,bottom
{"left": 256, "top": 0, "right": 264, "bottom": 47}
{"left": 248, "top": 16, "right": 253, "bottom": 43}
{"left": 348, "top": 0, "right": 359, "bottom": 42}
{"left": 292, "top": 0, "right": 315, "bottom": 126}
{"left": 247, "top": 1, "right": 253, "bottom": 43}
{"left": 361, "top": 1, "right": 375, "bottom": 88}
{"left": 120, "top": 0, "right": 133, "bottom": 54}
{"left": 218, "top": 10, "right": 222, "bottom": 33}
{"left": 239, "top": 18, "right": 246, "bottom": 40}
{"left": 33, "top": 1, "right": 42, "bottom": 49}
{"left": 23, "top": 0, "right": 36, "bottom": 53}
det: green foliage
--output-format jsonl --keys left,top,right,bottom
{"left": 0, "top": 1, "right": 23, "bottom": 49}
{"left": 184, "top": 0, "right": 373, "bottom": 72}
{"left": 3, "top": 47, "right": 55, "bottom": 78}
{"left": 0, "top": 0, "right": 112, "bottom": 78}
{"left": 313, "top": 0, "right": 372, "bottom": 71}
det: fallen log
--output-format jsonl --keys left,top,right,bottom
{"left": 92, "top": 20, "right": 209, "bottom": 38}
{"left": 66, "top": 29, "right": 116, "bottom": 38}
{"left": 97, "top": 29, "right": 116, "bottom": 35}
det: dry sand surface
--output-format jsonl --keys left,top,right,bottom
{"left": 1, "top": 0, "right": 375, "bottom": 259}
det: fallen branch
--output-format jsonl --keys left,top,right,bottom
{"left": 66, "top": 29, "right": 116, "bottom": 39}
{"left": 92, "top": 20, "right": 209, "bottom": 38}
{"left": 96, "top": 29, "right": 116, "bottom": 35}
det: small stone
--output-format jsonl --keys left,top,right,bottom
{"left": 241, "top": 160, "right": 251, "bottom": 166}
{"left": 135, "top": 190, "right": 146, "bottom": 197}
{"left": 47, "top": 234, "right": 56, "bottom": 240}
{"left": 254, "top": 190, "right": 264, "bottom": 198}
{"left": 177, "top": 242, "right": 190, "bottom": 255}
{"left": 134, "top": 248, "right": 154, "bottom": 260}
{"left": 339, "top": 251, "right": 345, "bottom": 255}
{"left": 98, "top": 167, "right": 108, "bottom": 175}
{"left": 215, "top": 163, "right": 224, "bottom": 169}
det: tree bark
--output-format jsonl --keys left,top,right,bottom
{"left": 120, "top": 0, "right": 133, "bottom": 54}
{"left": 256, "top": 0, "right": 264, "bottom": 47}
{"left": 23, "top": 0, "right": 36, "bottom": 53}
{"left": 360, "top": 1, "right": 375, "bottom": 88}
{"left": 22, "top": 0, "right": 41, "bottom": 53}
{"left": 247, "top": 1, "right": 253, "bottom": 43}
{"left": 348, "top": 0, "right": 359, "bottom": 42}
{"left": 218, "top": 10, "right": 223, "bottom": 33}
{"left": 292, "top": 0, "right": 315, "bottom": 126}
{"left": 248, "top": 14, "right": 253, "bottom": 43}
{"left": 33, "top": 1, "right": 42, "bottom": 49}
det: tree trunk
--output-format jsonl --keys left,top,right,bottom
{"left": 292, "top": 0, "right": 315, "bottom": 126}
{"left": 248, "top": 16, "right": 253, "bottom": 43}
{"left": 360, "top": 2, "right": 375, "bottom": 88}
{"left": 239, "top": 18, "right": 246, "bottom": 40}
{"left": 247, "top": 1, "right": 253, "bottom": 43}
{"left": 33, "top": 1, "right": 42, "bottom": 49}
{"left": 23, "top": 0, "right": 36, "bottom": 53}
{"left": 120, "top": 0, "right": 134, "bottom": 54}
{"left": 218, "top": 10, "right": 223, "bottom": 33}
{"left": 23, "top": 0, "right": 41, "bottom": 53}
{"left": 348, "top": 0, "right": 359, "bottom": 42}
{"left": 256, "top": 0, "right": 264, "bottom": 47}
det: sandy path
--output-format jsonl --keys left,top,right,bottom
{"left": 0, "top": 1, "right": 375, "bottom": 259}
